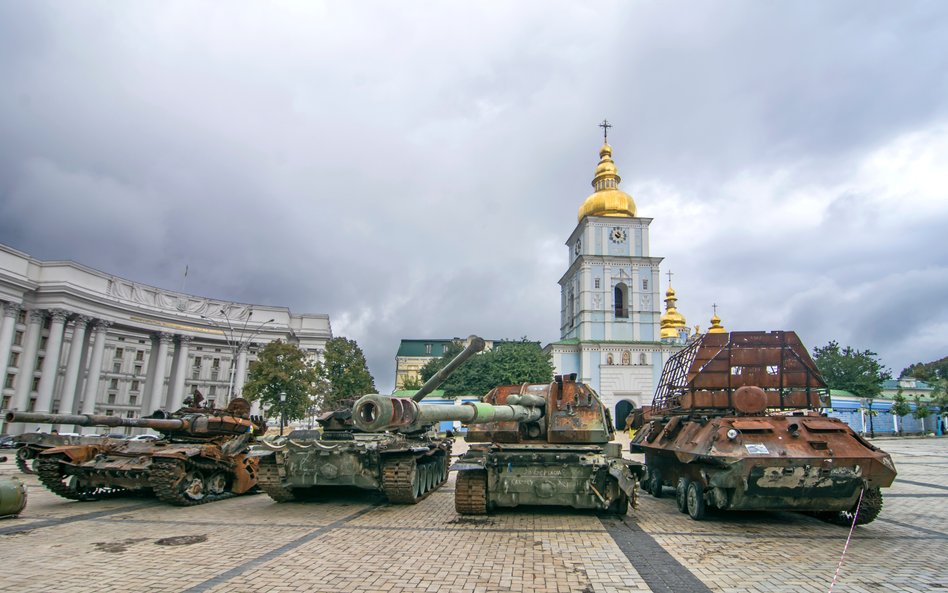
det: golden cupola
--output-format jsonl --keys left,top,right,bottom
{"left": 577, "top": 143, "right": 637, "bottom": 221}
{"left": 708, "top": 311, "right": 726, "bottom": 334}
{"left": 660, "top": 286, "right": 688, "bottom": 340}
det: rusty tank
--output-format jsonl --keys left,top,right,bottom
{"left": 13, "top": 432, "right": 117, "bottom": 475}
{"left": 630, "top": 330, "right": 897, "bottom": 523}
{"left": 4, "top": 397, "right": 266, "bottom": 505}
{"left": 353, "top": 373, "right": 643, "bottom": 515}
{"left": 251, "top": 336, "right": 485, "bottom": 504}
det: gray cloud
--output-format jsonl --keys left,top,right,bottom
{"left": 1, "top": 1, "right": 946, "bottom": 390}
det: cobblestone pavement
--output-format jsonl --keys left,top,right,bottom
{"left": 0, "top": 436, "right": 944, "bottom": 593}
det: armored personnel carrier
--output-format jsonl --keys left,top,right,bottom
{"left": 5, "top": 397, "right": 266, "bottom": 505}
{"left": 353, "top": 373, "right": 642, "bottom": 514}
{"left": 252, "top": 336, "right": 485, "bottom": 504}
{"left": 630, "top": 331, "right": 897, "bottom": 523}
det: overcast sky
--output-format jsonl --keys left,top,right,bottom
{"left": 1, "top": 1, "right": 946, "bottom": 392}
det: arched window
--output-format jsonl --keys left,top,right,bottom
{"left": 639, "top": 353, "right": 647, "bottom": 365}
{"left": 614, "top": 283, "right": 628, "bottom": 318}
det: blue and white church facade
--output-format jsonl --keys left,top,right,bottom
{"left": 547, "top": 141, "right": 690, "bottom": 428}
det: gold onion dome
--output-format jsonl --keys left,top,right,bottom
{"left": 708, "top": 312, "right": 726, "bottom": 334}
{"left": 660, "top": 285, "right": 688, "bottom": 339}
{"left": 577, "top": 143, "right": 637, "bottom": 221}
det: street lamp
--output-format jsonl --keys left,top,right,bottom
{"left": 200, "top": 308, "right": 275, "bottom": 401}
{"left": 279, "top": 391, "right": 287, "bottom": 436}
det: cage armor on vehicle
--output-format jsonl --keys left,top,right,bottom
{"left": 251, "top": 336, "right": 486, "bottom": 504}
{"left": 352, "top": 373, "right": 643, "bottom": 515}
{"left": 4, "top": 397, "right": 266, "bottom": 505}
{"left": 13, "top": 432, "right": 117, "bottom": 475}
{"left": 630, "top": 330, "right": 897, "bottom": 523}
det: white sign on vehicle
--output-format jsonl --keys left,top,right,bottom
{"left": 745, "top": 443, "right": 769, "bottom": 454}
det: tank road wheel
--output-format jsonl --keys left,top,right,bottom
{"left": 35, "top": 455, "right": 124, "bottom": 501}
{"left": 382, "top": 456, "right": 422, "bottom": 504}
{"left": 455, "top": 469, "right": 489, "bottom": 515}
{"left": 256, "top": 455, "right": 296, "bottom": 503}
{"left": 649, "top": 468, "right": 664, "bottom": 498}
{"left": 824, "top": 487, "right": 884, "bottom": 526}
{"left": 606, "top": 491, "right": 629, "bottom": 515}
{"left": 676, "top": 478, "right": 690, "bottom": 514}
{"left": 151, "top": 459, "right": 210, "bottom": 506}
{"left": 16, "top": 447, "right": 37, "bottom": 475}
{"left": 206, "top": 472, "right": 229, "bottom": 496}
{"left": 686, "top": 481, "right": 706, "bottom": 521}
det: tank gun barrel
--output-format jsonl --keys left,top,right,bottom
{"left": 352, "top": 393, "right": 544, "bottom": 432}
{"left": 411, "top": 335, "right": 486, "bottom": 402}
{"left": 5, "top": 411, "right": 187, "bottom": 431}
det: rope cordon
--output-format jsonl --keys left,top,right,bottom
{"left": 827, "top": 486, "right": 864, "bottom": 593}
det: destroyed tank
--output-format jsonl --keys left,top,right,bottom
{"left": 630, "top": 331, "right": 897, "bottom": 523}
{"left": 4, "top": 397, "right": 266, "bottom": 505}
{"left": 353, "top": 373, "right": 643, "bottom": 514}
{"left": 251, "top": 336, "right": 485, "bottom": 504}
{"left": 13, "top": 432, "right": 116, "bottom": 475}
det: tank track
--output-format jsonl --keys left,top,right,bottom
{"left": 257, "top": 454, "right": 297, "bottom": 502}
{"left": 150, "top": 458, "right": 236, "bottom": 506}
{"left": 455, "top": 469, "right": 488, "bottom": 515}
{"left": 381, "top": 445, "right": 450, "bottom": 504}
{"left": 15, "top": 448, "right": 36, "bottom": 475}
{"left": 35, "top": 455, "right": 129, "bottom": 501}
{"left": 815, "top": 487, "right": 884, "bottom": 526}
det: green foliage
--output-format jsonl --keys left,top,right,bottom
{"left": 932, "top": 379, "right": 948, "bottom": 413}
{"left": 242, "top": 340, "right": 319, "bottom": 421}
{"left": 891, "top": 389, "right": 911, "bottom": 434}
{"left": 420, "top": 338, "right": 554, "bottom": 398}
{"left": 813, "top": 341, "right": 891, "bottom": 398}
{"left": 315, "top": 337, "right": 377, "bottom": 411}
{"left": 912, "top": 397, "right": 931, "bottom": 421}
{"left": 400, "top": 374, "right": 423, "bottom": 391}
{"left": 900, "top": 356, "right": 948, "bottom": 381}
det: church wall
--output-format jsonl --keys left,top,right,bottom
{"left": 634, "top": 228, "right": 643, "bottom": 257}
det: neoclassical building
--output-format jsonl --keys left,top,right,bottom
{"left": 547, "top": 138, "right": 695, "bottom": 427}
{"left": 0, "top": 243, "right": 331, "bottom": 434}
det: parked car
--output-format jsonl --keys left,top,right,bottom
{"left": 128, "top": 434, "right": 159, "bottom": 441}
{"left": 0, "top": 435, "right": 16, "bottom": 449}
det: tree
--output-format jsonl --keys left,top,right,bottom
{"left": 315, "top": 337, "right": 377, "bottom": 411}
{"left": 420, "top": 338, "right": 554, "bottom": 398}
{"left": 891, "top": 389, "right": 911, "bottom": 435}
{"left": 932, "top": 379, "right": 948, "bottom": 436}
{"left": 813, "top": 341, "right": 891, "bottom": 437}
{"left": 900, "top": 356, "right": 948, "bottom": 382}
{"left": 400, "top": 375, "right": 423, "bottom": 391}
{"left": 912, "top": 396, "right": 932, "bottom": 433}
{"left": 242, "top": 340, "right": 319, "bottom": 421}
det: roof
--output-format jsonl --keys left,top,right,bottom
{"left": 883, "top": 378, "right": 935, "bottom": 390}
{"left": 396, "top": 339, "right": 460, "bottom": 357}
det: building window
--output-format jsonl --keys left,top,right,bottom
{"left": 40, "top": 336, "right": 48, "bottom": 349}
{"left": 134, "top": 365, "right": 142, "bottom": 375}
{"left": 136, "top": 350, "right": 144, "bottom": 361}
{"left": 105, "top": 409, "right": 114, "bottom": 416}
{"left": 43, "top": 317, "right": 51, "bottom": 329}
{"left": 107, "top": 393, "right": 116, "bottom": 404}
{"left": 113, "top": 362, "right": 121, "bottom": 373}
{"left": 1, "top": 396, "right": 10, "bottom": 409}
{"left": 594, "top": 278, "right": 600, "bottom": 289}
{"left": 9, "top": 353, "right": 18, "bottom": 367}
{"left": 13, "top": 331, "right": 23, "bottom": 346}
{"left": 118, "top": 336, "right": 125, "bottom": 341}
{"left": 215, "top": 348, "right": 221, "bottom": 353}
{"left": 31, "top": 377, "right": 40, "bottom": 391}
{"left": 208, "top": 399, "right": 216, "bottom": 408}
{"left": 193, "top": 356, "right": 202, "bottom": 367}
{"left": 425, "top": 344, "right": 432, "bottom": 354}
{"left": 129, "top": 395, "right": 137, "bottom": 405}
{"left": 109, "top": 378, "right": 118, "bottom": 389}
{"left": 614, "top": 284, "right": 628, "bottom": 318}
{"left": 639, "top": 353, "right": 647, "bottom": 365}
{"left": 212, "top": 358, "right": 220, "bottom": 369}
{"left": 17, "top": 310, "right": 26, "bottom": 324}
{"left": 209, "top": 386, "right": 217, "bottom": 396}
{"left": 131, "top": 380, "right": 140, "bottom": 391}
{"left": 35, "top": 357, "right": 44, "bottom": 371}
{"left": 127, "top": 411, "right": 135, "bottom": 418}
{"left": 443, "top": 344, "right": 449, "bottom": 354}
{"left": 643, "top": 279, "right": 648, "bottom": 291}
{"left": 28, "top": 397, "right": 36, "bottom": 411}
{"left": 114, "top": 348, "right": 124, "bottom": 359}
{"left": 4, "top": 374, "right": 13, "bottom": 388}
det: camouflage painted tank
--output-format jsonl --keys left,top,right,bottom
{"left": 353, "top": 373, "right": 643, "bottom": 514}
{"left": 630, "top": 331, "right": 897, "bottom": 523}
{"left": 252, "top": 336, "right": 485, "bottom": 504}
{"left": 4, "top": 397, "right": 266, "bottom": 505}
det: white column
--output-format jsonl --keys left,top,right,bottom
{"left": 146, "top": 332, "right": 173, "bottom": 414}
{"left": 80, "top": 320, "right": 111, "bottom": 433}
{"left": 31, "top": 309, "right": 69, "bottom": 431}
{"left": 12, "top": 310, "right": 45, "bottom": 412}
{"left": 56, "top": 316, "right": 91, "bottom": 417}
{"left": 0, "top": 302, "right": 21, "bottom": 376}
{"left": 234, "top": 348, "right": 249, "bottom": 397}
{"left": 167, "top": 335, "right": 191, "bottom": 411}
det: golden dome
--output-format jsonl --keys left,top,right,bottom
{"left": 660, "top": 285, "right": 688, "bottom": 339}
{"left": 708, "top": 313, "right": 726, "bottom": 334}
{"left": 577, "top": 143, "right": 637, "bottom": 221}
